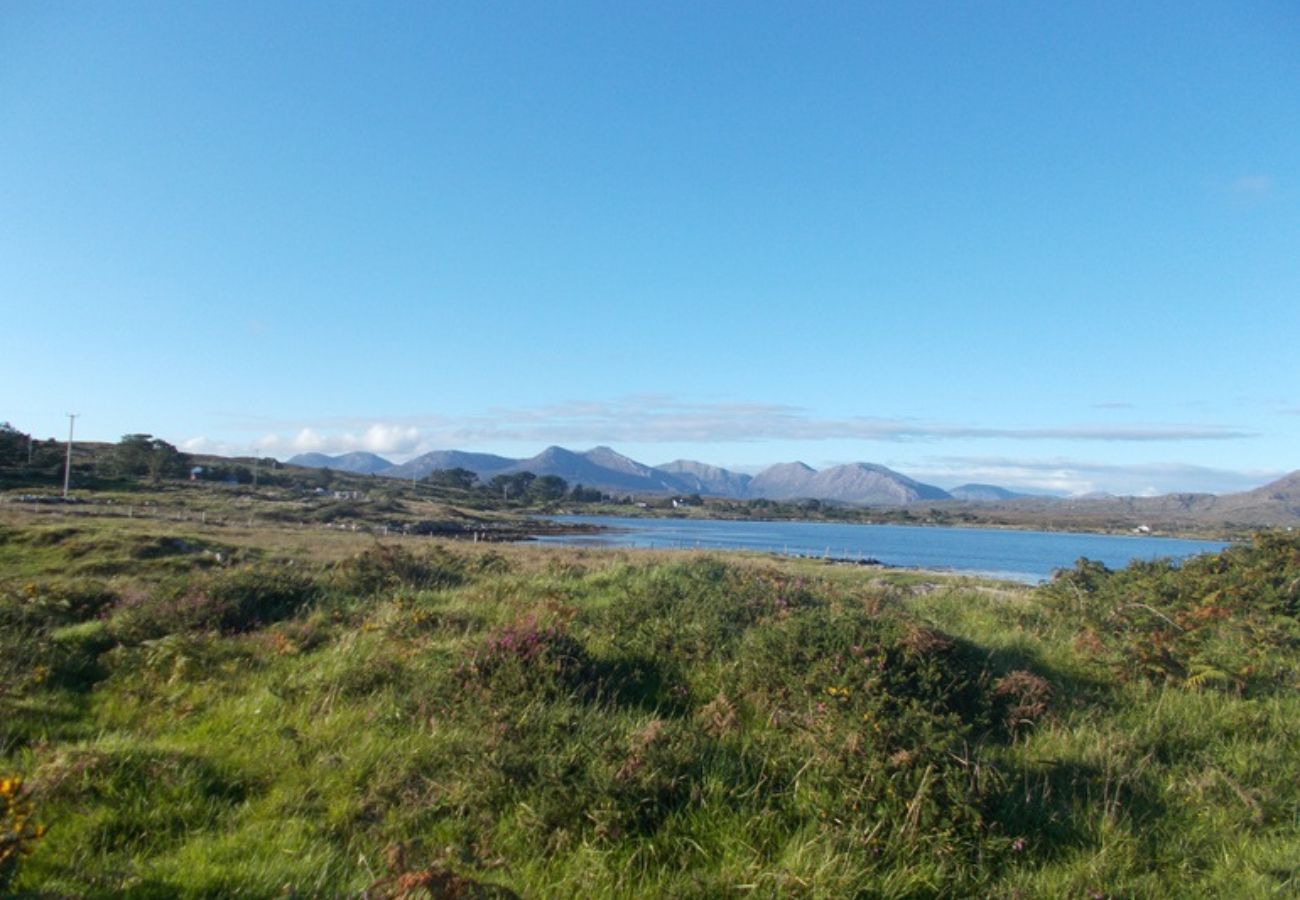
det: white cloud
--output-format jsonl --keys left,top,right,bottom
{"left": 246, "top": 423, "right": 423, "bottom": 458}
{"left": 1230, "top": 173, "right": 1274, "bottom": 199}
{"left": 903, "top": 455, "right": 1281, "bottom": 497}
{"left": 180, "top": 436, "right": 241, "bottom": 456}
{"left": 191, "top": 400, "right": 1278, "bottom": 496}
{"left": 287, "top": 397, "right": 1250, "bottom": 446}
{"left": 214, "top": 397, "right": 1256, "bottom": 478}
{"left": 357, "top": 424, "right": 423, "bottom": 454}
{"left": 289, "top": 428, "right": 327, "bottom": 453}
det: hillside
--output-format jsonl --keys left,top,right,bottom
{"left": 808, "top": 462, "right": 950, "bottom": 505}
{"left": 745, "top": 460, "right": 818, "bottom": 500}
{"left": 382, "top": 450, "right": 516, "bottom": 482}
{"left": 747, "top": 461, "right": 950, "bottom": 505}
{"left": 949, "top": 483, "right": 1027, "bottom": 501}
{"left": 945, "top": 470, "right": 1300, "bottom": 532}
{"left": 1211, "top": 470, "right": 1300, "bottom": 524}
{"left": 286, "top": 451, "right": 394, "bottom": 475}
{"left": 504, "top": 446, "right": 684, "bottom": 494}
{"left": 656, "top": 459, "right": 753, "bottom": 498}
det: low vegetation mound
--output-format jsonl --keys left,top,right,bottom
{"left": 1043, "top": 531, "right": 1300, "bottom": 693}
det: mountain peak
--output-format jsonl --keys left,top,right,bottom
{"left": 813, "top": 463, "right": 950, "bottom": 504}
{"left": 748, "top": 461, "right": 818, "bottom": 500}
{"left": 381, "top": 450, "right": 515, "bottom": 481}
{"left": 656, "top": 459, "right": 753, "bottom": 498}
{"left": 1248, "top": 469, "right": 1300, "bottom": 498}
{"left": 582, "top": 446, "right": 654, "bottom": 477}
{"left": 287, "top": 451, "right": 394, "bottom": 475}
{"left": 767, "top": 461, "right": 816, "bottom": 474}
{"left": 535, "top": 445, "right": 580, "bottom": 459}
{"left": 949, "top": 483, "right": 1026, "bottom": 502}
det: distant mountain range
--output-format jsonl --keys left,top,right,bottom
{"left": 290, "top": 446, "right": 984, "bottom": 506}
{"left": 656, "top": 460, "right": 755, "bottom": 498}
{"left": 285, "top": 451, "right": 395, "bottom": 475}
{"left": 747, "top": 461, "right": 951, "bottom": 505}
{"left": 285, "top": 446, "right": 1300, "bottom": 521}
{"left": 383, "top": 451, "right": 516, "bottom": 481}
{"left": 948, "top": 484, "right": 1031, "bottom": 502}
{"left": 992, "top": 471, "right": 1300, "bottom": 528}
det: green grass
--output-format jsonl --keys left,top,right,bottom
{"left": 2, "top": 515, "right": 1298, "bottom": 897}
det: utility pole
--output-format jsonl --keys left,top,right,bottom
{"left": 62, "top": 413, "right": 78, "bottom": 499}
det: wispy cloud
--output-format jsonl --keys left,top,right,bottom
{"left": 1230, "top": 173, "right": 1275, "bottom": 200}
{"left": 180, "top": 436, "right": 245, "bottom": 457}
{"left": 246, "top": 424, "right": 423, "bottom": 457}
{"left": 209, "top": 396, "right": 1254, "bottom": 459}
{"left": 903, "top": 455, "right": 1281, "bottom": 497}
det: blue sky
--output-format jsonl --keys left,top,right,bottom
{"left": 2, "top": 2, "right": 1297, "bottom": 495}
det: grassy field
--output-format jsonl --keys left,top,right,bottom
{"left": 2, "top": 506, "right": 1297, "bottom": 897}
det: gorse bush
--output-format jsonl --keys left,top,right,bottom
{"left": 0, "top": 776, "right": 45, "bottom": 890}
{"left": 1043, "top": 531, "right": 1300, "bottom": 693}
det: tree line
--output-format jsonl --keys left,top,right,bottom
{"left": 423, "top": 467, "right": 604, "bottom": 504}
{"left": 0, "top": 424, "right": 194, "bottom": 487}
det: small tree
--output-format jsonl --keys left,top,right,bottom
{"left": 0, "top": 423, "right": 28, "bottom": 468}
{"left": 569, "top": 483, "right": 603, "bottom": 503}
{"left": 110, "top": 434, "right": 190, "bottom": 482}
{"left": 427, "top": 467, "right": 478, "bottom": 491}
{"left": 529, "top": 474, "right": 569, "bottom": 502}
{"left": 487, "top": 472, "right": 536, "bottom": 501}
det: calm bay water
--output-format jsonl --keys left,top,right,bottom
{"left": 540, "top": 515, "right": 1228, "bottom": 583}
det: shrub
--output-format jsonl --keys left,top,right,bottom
{"left": 205, "top": 565, "right": 321, "bottom": 632}
{"left": 599, "top": 560, "right": 821, "bottom": 665}
{"left": 331, "top": 545, "right": 465, "bottom": 596}
{"left": 0, "top": 579, "right": 118, "bottom": 630}
{"left": 473, "top": 550, "right": 511, "bottom": 576}
{"left": 1038, "top": 531, "right": 1300, "bottom": 693}
{"left": 0, "top": 582, "right": 119, "bottom": 703}
{"left": 108, "top": 565, "right": 321, "bottom": 641}
{"left": 0, "top": 776, "right": 45, "bottom": 890}
{"left": 464, "top": 614, "right": 593, "bottom": 698}
{"left": 992, "top": 670, "right": 1053, "bottom": 738}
